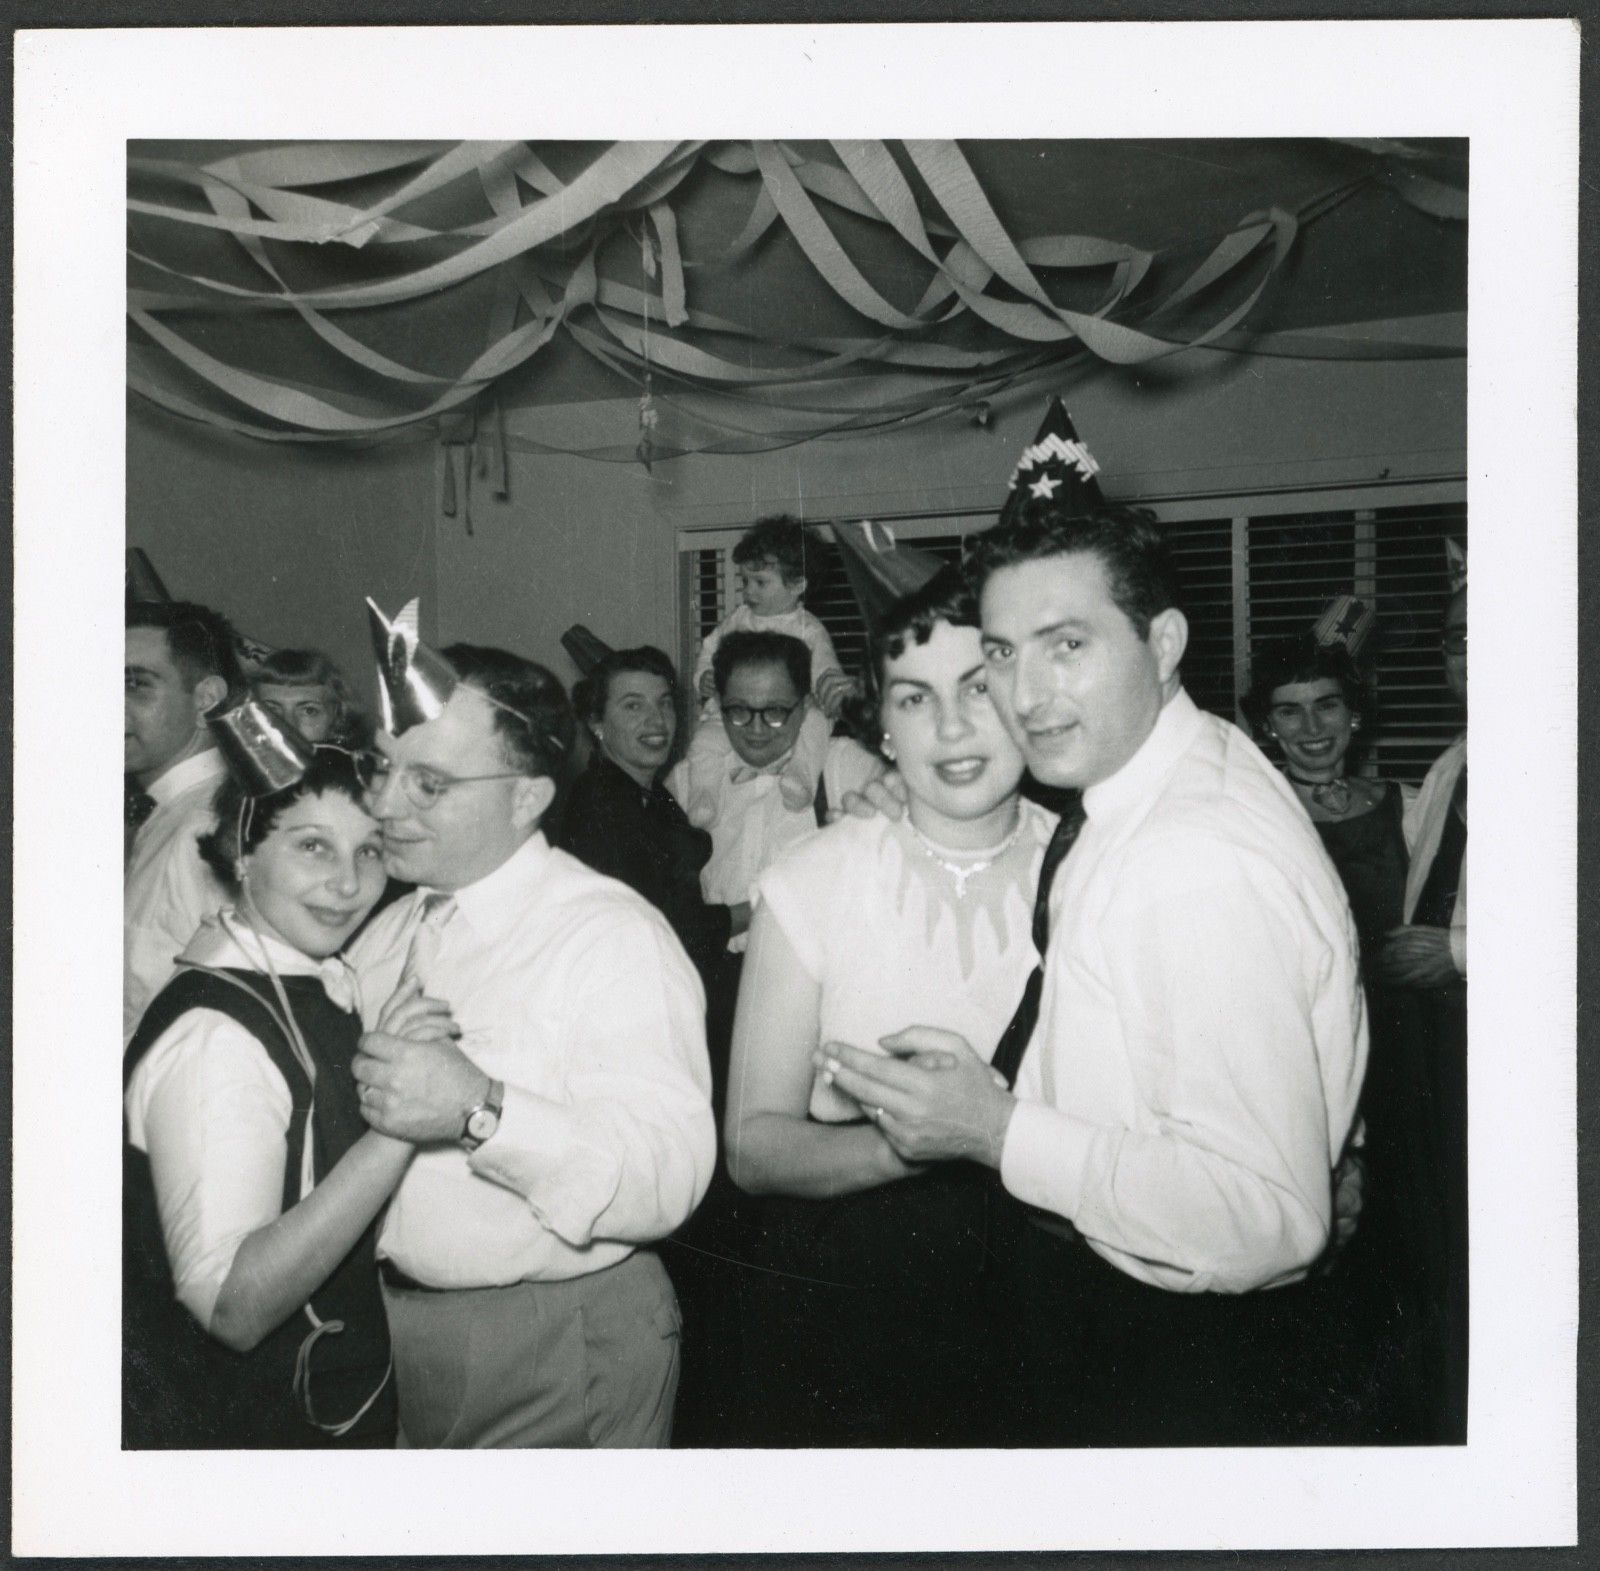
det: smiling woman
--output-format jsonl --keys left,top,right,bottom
{"left": 123, "top": 739, "right": 434, "bottom": 1449}
{"left": 724, "top": 568, "right": 1056, "bottom": 1447}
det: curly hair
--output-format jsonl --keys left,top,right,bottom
{"left": 840, "top": 565, "right": 979, "bottom": 753}
{"left": 963, "top": 500, "right": 1178, "bottom": 640}
{"left": 732, "top": 514, "right": 814, "bottom": 586}
{"left": 197, "top": 745, "right": 370, "bottom": 894}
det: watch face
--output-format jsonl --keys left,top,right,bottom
{"left": 466, "top": 1106, "right": 499, "bottom": 1142}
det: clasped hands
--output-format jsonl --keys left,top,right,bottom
{"left": 1378, "top": 923, "right": 1461, "bottom": 988}
{"left": 352, "top": 977, "right": 491, "bottom": 1144}
{"left": 814, "top": 1025, "right": 1015, "bottom": 1169}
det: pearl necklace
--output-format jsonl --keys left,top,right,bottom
{"left": 906, "top": 814, "right": 1025, "bottom": 899}
{"left": 1287, "top": 772, "right": 1354, "bottom": 816}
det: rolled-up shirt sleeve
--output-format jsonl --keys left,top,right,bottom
{"left": 124, "top": 1010, "right": 292, "bottom": 1328}
{"left": 1001, "top": 837, "right": 1340, "bottom": 1293}
{"left": 469, "top": 909, "right": 715, "bottom": 1248}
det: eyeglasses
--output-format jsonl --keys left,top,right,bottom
{"left": 1440, "top": 630, "right": 1467, "bottom": 655}
{"left": 723, "top": 701, "right": 801, "bottom": 730}
{"left": 355, "top": 751, "right": 527, "bottom": 810}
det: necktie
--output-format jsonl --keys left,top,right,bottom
{"left": 399, "top": 892, "right": 456, "bottom": 991}
{"left": 989, "top": 794, "right": 1086, "bottom": 1089}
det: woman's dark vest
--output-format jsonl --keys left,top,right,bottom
{"left": 123, "top": 967, "right": 395, "bottom": 1449}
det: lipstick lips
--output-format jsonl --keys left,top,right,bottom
{"left": 933, "top": 756, "right": 989, "bottom": 785}
{"left": 305, "top": 904, "right": 361, "bottom": 928}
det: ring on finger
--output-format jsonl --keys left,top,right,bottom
{"left": 871, "top": 1105, "right": 887, "bottom": 1122}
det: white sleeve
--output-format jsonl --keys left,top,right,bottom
{"left": 1001, "top": 837, "right": 1341, "bottom": 1293}
{"left": 799, "top": 612, "right": 843, "bottom": 677}
{"left": 470, "top": 909, "right": 716, "bottom": 1248}
{"left": 125, "top": 1009, "right": 294, "bottom": 1331}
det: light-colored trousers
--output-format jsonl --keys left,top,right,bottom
{"left": 382, "top": 1250, "right": 682, "bottom": 1448}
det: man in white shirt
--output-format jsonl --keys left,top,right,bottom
{"left": 668, "top": 630, "right": 879, "bottom": 952}
{"left": 348, "top": 642, "right": 715, "bottom": 1448}
{"left": 124, "top": 600, "right": 238, "bottom": 1043}
{"left": 822, "top": 503, "right": 1368, "bottom": 1444}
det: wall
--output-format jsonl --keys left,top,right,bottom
{"left": 438, "top": 336, "right": 1466, "bottom": 685}
{"left": 125, "top": 395, "right": 439, "bottom": 708}
{"left": 127, "top": 339, "right": 1466, "bottom": 695}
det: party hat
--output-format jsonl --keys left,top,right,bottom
{"left": 126, "top": 547, "right": 172, "bottom": 605}
{"left": 209, "top": 695, "right": 317, "bottom": 797}
{"left": 561, "top": 625, "right": 615, "bottom": 677}
{"left": 1444, "top": 538, "right": 1467, "bottom": 593}
{"left": 1310, "top": 594, "right": 1376, "bottom": 658}
{"left": 829, "top": 519, "right": 946, "bottom": 624}
{"left": 366, "top": 597, "right": 458, "bottom": 736}
{"left": 997, "top": 398, "right": 1106, "bottom": 528}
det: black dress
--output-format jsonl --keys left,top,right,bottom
{"left": 123, "top": 968, "right": 396, "bottom": 1449}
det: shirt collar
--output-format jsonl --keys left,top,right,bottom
{"left": 434, "top": 831, "right": 552, "bottom": 942}
{"left": 180, "top": 907, "right": 358, "bottom": 1010}
{"left": 148, "top": 746, "right": 228, "bottom": 806}
{"left": 1081, "top": 686, "right": 1205, "bottom": 824}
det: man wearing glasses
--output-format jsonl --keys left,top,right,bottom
{"left": 346, "top": 643, "right": 715, "bottom": 1448}
{"left": 668, "top": 631, "right": 878, "bottom": 955}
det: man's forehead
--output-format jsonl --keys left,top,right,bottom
{"left": 723, "top": 661, "right": 799, "bottom": 701}
{"left": 380, "top": 685, "right": 500, "bottom": 761}
{"left": 981, "top": 551, "right": 1117, "bottom": 636}
{"left": 125, "top": 625, "right": 180, "bottom": 672}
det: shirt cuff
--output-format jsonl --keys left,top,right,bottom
{"left": 998, "top": 1097, "right": 1098, "bottom": 1223}
{"left": 468, "top": 1085, "right": 623, "bottom": 1248}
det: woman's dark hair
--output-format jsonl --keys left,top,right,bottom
{"left": 573, "top": 646, "right": 687, "bottom": 769}
{"left": 842, "top": 565, "right": 979, "bottom": 752}
{"left": 197, "top": 746, "right": 371, "bottom": 895}
{"left": 250, "top": 647, "right": 367, "bottom": 746}
{"left": 1241, "top": 634, "right": 1375, "bottom": 757}
{"left": 962, "top": 500, "right": 1177, "bottom": 639}
{"left": 441, "top": 643, "right": 575, "bottom": 785}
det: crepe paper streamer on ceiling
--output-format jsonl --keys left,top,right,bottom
{"left": 127, "top": 140, "right": 1464, "bottom": 448}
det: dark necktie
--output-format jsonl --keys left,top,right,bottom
{"left": 125, "top": 780, "right": 156, "bottom": 835}
{"left": 989, "top": 794, "right": 1086, "bottom": 1089}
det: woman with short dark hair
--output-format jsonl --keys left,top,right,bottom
{"left": 124, "top": 741, "right": 432, "bottom": 1449}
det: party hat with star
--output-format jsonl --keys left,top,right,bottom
{"left": 997, "top": 398, "right": 1106, "bottom": 528}
{"left": 1310, "top": 594, "right": 1376, "bottom": 658}
{"left": 366, "top": 596, "right": 458, "bottom": 737}
{"left": 828, "top": 519, "right": 947, "bottom": 624}
{"left": 208, "top": 694, "right": 319, "bottom": 798}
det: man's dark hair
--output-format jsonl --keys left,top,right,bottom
{"left": 732, "top": 515, "right": 813, "bottom": 586}
{"left": 1241, "top": 634, "right": 1375, "bottom": 758}
{"left": 962, "top": 500, "right": 1179, "bottom": 640}
{"left": 127, "top": 600, "right": 243, "bottom": 696}
{"left": 197, "top": 745, "right": 368, "bottom": 894}
{"left": 712, "top": 630, "right": 812, "bottom": 702}
{"left": 442, "top": 643, "right": 575, "bottom": 783}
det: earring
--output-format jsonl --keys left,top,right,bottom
{"left": 1350, "top": 717, "right": 1362, "bottom": 731}
{"left": 881, "top": 732, "right": 896, "bottom": 761}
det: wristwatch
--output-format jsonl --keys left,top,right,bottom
{"left": 460, "top": 1079, "right": 505, "bottom": 1152}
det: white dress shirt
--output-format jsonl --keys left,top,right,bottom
{"left": 346, "top": 834, "right": 715, "bottom": 1290}
{"left": 1000, "top": 688, "right": 1368, "bottom": 1295}
{"left": 124, "top": 749, "right": 230, "bottom": 1043}
{"left": 1402, "top": 733, "right": 1467, "bottom": 975}
{"left": 124, "top": 912, "right": 358, "bottom": 1331}
{"left": 668, "top": 737, "right": 883, "bottom": 927}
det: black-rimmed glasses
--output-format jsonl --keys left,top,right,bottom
{"left": 723, "top": 701, "right": 801, "bottom": 730}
